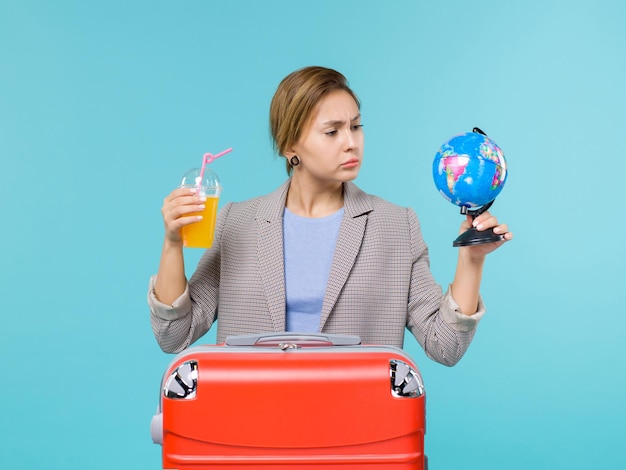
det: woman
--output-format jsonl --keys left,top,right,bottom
{"left": 148, "top": 66, "right": 512, "bottom": 365}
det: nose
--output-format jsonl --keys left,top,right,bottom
{"left": 343, "top": 127, "right": 357, "bottom": 151}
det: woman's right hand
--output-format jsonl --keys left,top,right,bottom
{"left": 161, "top": 187, "right": 207, "bottom": 244}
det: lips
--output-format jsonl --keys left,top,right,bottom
{"left": 341, "top": 159, "right": 360, "bottom": 168}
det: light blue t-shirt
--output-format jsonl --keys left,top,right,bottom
{"left": 283, "top": 207, "right": 344, "bottom": 332}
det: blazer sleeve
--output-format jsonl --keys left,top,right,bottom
{"left": 148, "top": 202, "right": 233, "bottom": 353}
{"left": 405, "top": 207, "right": 485, "bottom": 366}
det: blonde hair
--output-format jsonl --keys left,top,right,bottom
{"left": 269, "top": 66, "right": 360, "bottom": 175}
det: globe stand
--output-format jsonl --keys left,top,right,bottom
{"left": 453, "top": 200, "right": 505, "bottom": 247}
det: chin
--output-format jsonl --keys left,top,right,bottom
{"left": 339, "top": 170, "right": 360, "bottom": 182}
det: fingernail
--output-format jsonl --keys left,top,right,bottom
{"left": 198, "top": 204, "right": 205, "bottom": 210}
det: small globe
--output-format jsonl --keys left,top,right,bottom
{"left": 433, "top": 131, "right": 507, "bottom": 209}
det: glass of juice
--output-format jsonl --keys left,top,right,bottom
{"left": 179, "top": 167, "right": 222, "bottom": 248}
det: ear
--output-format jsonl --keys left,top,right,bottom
{"left": 283, "top": 145, "right": 298, "bottom": 158}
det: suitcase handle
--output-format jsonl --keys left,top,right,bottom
{"left": 224, "top": 333, "right": 361, "bottom": 348}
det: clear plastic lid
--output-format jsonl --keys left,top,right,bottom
{"left": 180, "top": 167, "right": 221, "bottom": 197}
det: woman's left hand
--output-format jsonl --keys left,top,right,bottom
{"left": 459, "top": 211, "right": 513, "bottom": 260}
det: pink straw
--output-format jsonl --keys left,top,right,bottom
{"left": 197, "top": 147, "right": 233, "bottom": 189}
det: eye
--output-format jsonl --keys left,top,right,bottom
{"left": 352, "top": 124, "right": 364, "bottom": 131}
{"left": 325, "top": 130, "right": 338, "bottom": 136}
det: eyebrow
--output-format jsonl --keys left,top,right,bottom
{"left": 321, "top": 114, "right": 361, "bottom": 127}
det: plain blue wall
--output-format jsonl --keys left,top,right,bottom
{"left": 1, "top": 0, "right": 624, "bottom": 468}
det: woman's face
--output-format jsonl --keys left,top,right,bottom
{"left": 289, "top": 90, "right": 363, "bottom": 185}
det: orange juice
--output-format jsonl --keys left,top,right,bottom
{"left": 181, "top": 196, "right": 220, "bottom": 248}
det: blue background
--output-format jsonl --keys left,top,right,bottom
{"left": 1, "top": 1, "right": 624, "bottom": 468}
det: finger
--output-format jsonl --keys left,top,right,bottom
{"left": 163, "top": 210, "right": 203, "bottom": 232}
{"left": 164, "top": 214, "right": 203, "bottom": 242}
{"left": 460, "top": 215, "right": 473, "bottom": 231}
{"left": 492, "top": 223, "right": 509, "bottom": 235}
{"left": 164, "top": 187, "right": 188, "bottom": 204}
{"left": 164, "top": 187, "right": 205, "bottom": 204}
{"left": 163, "top": 201, "right": 206, "bottom": 224}
{"left": 491, "top": 224, "right": 513, "bottom": 243}
{"left": 175, "top": 214, "right": 204, "bottom": 227}
{"left": 470, "top": 211, "right": 488, "bottom": 227}
{"left": 162, "top": 191, "right": 207, "bottom": 214}
{"left": 500, "top": 230, "right": 514, "bottom": 241}
{"left": 473, "top": 214, "right": 498, "bottom": 231}
{"left": 165, "top": 194, "right": 206, "bottom": 212}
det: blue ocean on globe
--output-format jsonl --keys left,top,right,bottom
{"left": 433, "top": 131, "right": 507, "bottom": 209}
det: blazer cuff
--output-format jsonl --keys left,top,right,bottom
{"left": 440, "top": 285, "right": 485, "bottom": 332}
{"left": 147, "top": 275, "right": 192, "bottom": 321}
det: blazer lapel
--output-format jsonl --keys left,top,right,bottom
{"left": 256, "top": 180, "right": 291, "bottom": 332}
{"left": 320, "top": 182, "right": 373, "bottom": 330}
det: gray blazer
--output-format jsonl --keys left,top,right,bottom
{"left": 149, "top": 180, "right": 484, "bottom": 365}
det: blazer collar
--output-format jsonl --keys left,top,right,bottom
{"left": 256, "top": 179, "right": 373, "bottom": 222}
{"left": 255, "top": 179, "right": 373, "bottom": 333}
{"left": 320, "top": 182, "right": 372, "bottom": 329}
{"left": 255, "top": 179, "right": 290, "bottom": 332}
{"left": 256, "top": 179, "right": 291, "bottom": 223}
{"left": 343, "top": 180, "right": 374, "bottom": 219}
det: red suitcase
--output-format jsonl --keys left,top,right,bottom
{"left": 151, "top": 333, "right": 427, "bottom": 469}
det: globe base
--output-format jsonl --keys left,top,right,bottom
{"left": 453, "top": 227, "right": 505, "bottom": 247}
